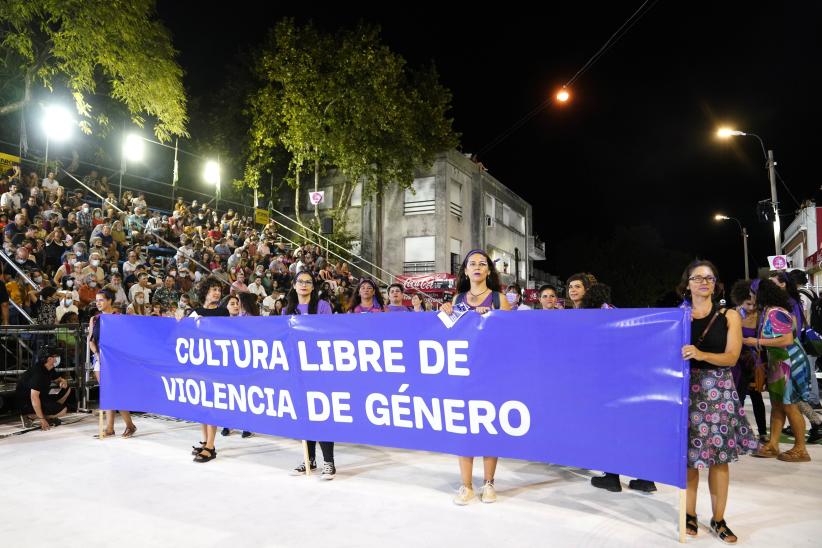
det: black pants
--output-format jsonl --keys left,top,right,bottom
{"left": 741, "top": 390, "right": 767, "bottom": 437}
{"left": 306, "top": 441, "right": 334, "bottom": 463}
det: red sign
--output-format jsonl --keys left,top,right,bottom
{"left": 395, "top": 273, "right": 455, "bottom": 293}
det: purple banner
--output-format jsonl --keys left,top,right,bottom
{"left": 100, "top": 308, "right": 691, "bottom": 487}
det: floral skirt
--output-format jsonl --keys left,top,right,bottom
{"left": 688, "top": 368, "right": 758, "bottom": 469}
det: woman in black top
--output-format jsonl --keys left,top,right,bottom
{"left": 679, "top": 260, "right": 757, "bottom": 543}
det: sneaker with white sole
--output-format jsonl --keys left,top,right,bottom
{"left": 321, "top": 461, "right": 336, "bottom": 480}
{"left": 480, "top": 481, "right": 497, "bottom": 503}
{"left": 453, "top": 485, "right": 476, "bottom": 505}
{"left": 290, "top": 460, "right": 317, "bottom": 475}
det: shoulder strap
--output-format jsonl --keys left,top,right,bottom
{"left": 695, "top": 312, "right": 720, "bottom": 348}
{"left": 799, "top": 288, "right": 818, "bottom": 301}
{"left": 492, "top": 291, "right": 500, "bottom": 309}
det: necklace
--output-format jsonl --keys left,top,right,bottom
{"left": 469, "top": 288, "right": 490, "bottom": 298}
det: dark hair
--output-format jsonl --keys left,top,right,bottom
{"left": 566, "top": 273, "right": 592, "bottom": 291}
{"left": 581, "top": 283, "right": 612, "bottom": 309}
{"left": 730, "top": 280, "right": 753, "bottom": 306}
{"left": 40, "top": 286, "right": 58, "bottom": 300}
{"left": 388, "top": 283, "right": 404, "bottom": 294}
{"left": 286, "top": 271, "right": 319, "bottom": 315}
{"left": 197, "top": 277, "right": 224, "bottom": 304}
{"left": 96, "top": 287, "right": 115, "bottom": 303}
{"left": 456, "top": 250, "right": 502, "bottom": 293}
{"left": 677, "top": 259, "right": 720, "bottom": 302}
{"left": 410, "top": 292, "right": 429, "bottom": 311}
{"left": 788, "top": 269, "right": 809, "bottom": 286}
{"left": 769, "top": 270, "right": 802, "bottom": 305}
{"left": 348, "top": 278, "right": 385, "bottom": 312}
{"left": 538, "top": 284, "right": 557, "bottom": 296}
{"left": 238, "top": 292, "right": 260, "bottom": 316}
{"left": 754, "top": 278, "right": 792, "bottom": 311}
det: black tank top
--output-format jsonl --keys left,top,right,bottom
{"left": 690, "top": 304, "right": 728, "bottom": 369}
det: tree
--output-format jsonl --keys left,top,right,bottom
{"left": 244, "top": 20, "right": 458, "bottom": 268}
{"left": 0, "top": 0, "right": 187, "bottom": 141}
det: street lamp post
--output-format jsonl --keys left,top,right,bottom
{"left": 715, "top": 214, "right": 750, "bottom": 280}
{"left": 716, "top": 128, "right": 781, "bottom": 255}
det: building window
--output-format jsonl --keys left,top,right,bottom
{"left": 404, "top": 236, "right": 435, "bottom": 274}
{"left": 404, "top": 177, "right": 436, "bottom": 215}
{"left": 485, "top": 193, "right": 494, "bottom": 218}
{"left": 350, "top": 182, "right": 362, "bottom": 207}
{"left": 449, "top": 181, "right": 462, "bottom": 219}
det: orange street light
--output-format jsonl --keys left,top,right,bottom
{"left": 556, "top": 88, "right": 570, "bottom": 103}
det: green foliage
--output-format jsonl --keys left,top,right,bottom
{"left": 0, "top": 0, "right": 187, "bottom": 141}
{"left": 243, "top": 19, "right": 459, "bottom": 201}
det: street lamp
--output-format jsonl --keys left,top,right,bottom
{"left": 41, "top": 105, "right": 74, "bottom": 178}
{"left": 204, "top": 159, "right": 220, "bottom": 212}
{"left": 715, "top": 214, "right": 750, "bottom": 280}
{"left": 716, "top": 127, "right": 780, "bottom": 255}
{"left": 556, "top": 87, "right": 570, "bottom": 103}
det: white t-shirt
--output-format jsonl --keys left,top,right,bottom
{"left": 248, "top": 282, "right": 267, "bottom": 299}
{"left": 129, "top": 284, "right": 152, "bottom": 303}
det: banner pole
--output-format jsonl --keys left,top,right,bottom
{"left": 302, "top": 440, "right": 311, "bottom": 477}
{"left": 678, "top": 489, "right": 686, "bottom": 543}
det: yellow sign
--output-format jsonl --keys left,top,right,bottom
{"left": 0, "top": 151, "right": 21, "bottom": 172}
{"left": 255, "top": 208, "right": 269, "bottom": 225}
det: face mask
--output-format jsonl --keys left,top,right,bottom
{"left": 63, "top": 299, "right": 73, "bottom": 307}
{"left": 66, "top": 279, "right": 74, "bottom": 288}
{"left": 170, "top": 271, "right": 177, "bottom": 277}
{"left": 15, "top": 258, "right": 25, "bottom": 264}
{"left": 91, "top": 260, "right": 100, "bottom": 267}
{"left": 89, "top": 281, "right": 97, "bottom": 288}
{"left": 83, "top": 207, "right": 89, "bottom": 213}
{"left": 505, "top": 292, "right": 518, "bottom": 304}
{"left": 69, "top": 259, "right": 77, "bottom": 266}
{"left": 178, "top": 301, "right": 186, "bottom": 309}
{"left": 34, "top": 276, "right": 43, "bottom": 283}
{"left": 53, "top": 357, "right": 61, "bottom": 367}
{"left": 111, "top": 267, "right": 118, "bottom": 273}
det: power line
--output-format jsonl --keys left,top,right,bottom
{"left": 477, "top": 0, "right": 660, "bottom": 157}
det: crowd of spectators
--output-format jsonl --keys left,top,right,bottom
{"left": 0, "top": 165, "right": 365, "bottom": 326}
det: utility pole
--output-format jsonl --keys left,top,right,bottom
{"left": 767, "top": 149, "right": 781, "bottom": 255}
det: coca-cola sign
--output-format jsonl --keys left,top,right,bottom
{"left": 396, "top": 273, "right": 455, "bottom": 292}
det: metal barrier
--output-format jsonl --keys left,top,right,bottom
{"left": 0, "top": 324, "right": 92, "bottom": 414}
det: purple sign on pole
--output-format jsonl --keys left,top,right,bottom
{"left": 100, "top": 309, "right": 691, "bottom": 487}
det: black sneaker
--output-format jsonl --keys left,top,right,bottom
{"left": 591, "top": 473, "right": 622, "bottom": 492}
{"left": 628, "top": 479, "right": 657, "bottom": 493}
{"left": 291, "top": 460, "right": 317, "bottom": 475}
{"left": 783, "top": 426, "right": 793, "bottom": 436}
{"left": 241, "top": 431, "right": 253, "bottom": 438}
{"left": 321, "top": 461, "right": 336, "bottom": 480}
{"left": 807, "top": 424, "right": 822, "bottom": 444}
{"left": 221, "top": 427, "right": 230, "bottom": 436}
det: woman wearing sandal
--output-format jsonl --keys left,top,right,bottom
{"left": 440, "top": 250, "right": 511, "bottom": 505}
{"left": 189, "top": 277, "right": 229, "bottom": 463}
{"left": 747, "top": 279, "right": 813, "bottom": 463}
{"left": 679, "top": 261, "right": 758, "bottom": 543}
{"left": 89, "top": 288, "right": 137, "bottom": 438}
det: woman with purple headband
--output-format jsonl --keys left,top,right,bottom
{"left": 440, "top": 249, "right": 511, "bottom": 505}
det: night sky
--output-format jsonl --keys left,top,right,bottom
{"left": 158, "top": 1, "right": 822, "bottom": 283}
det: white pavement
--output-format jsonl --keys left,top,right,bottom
{"left": 1, "top": 413, "right": 821, "bottom": 548}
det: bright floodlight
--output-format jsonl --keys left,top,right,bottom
{"left": 715, "top": 214, "right": 730, "bottom": 221}
{"left": 556, "top": 88, "right": 570, "bottom": 103}
{"left": 717, "top": 127, "right": 745, "bottom": 138}
{"left": 204, "top": 160, "right": 220, "bottom": 185}
{"left": 123, "top": 134, "right": 146, "bottom": 162}
{"left": 41, "top": 105, "right": 74, "bottom": 141}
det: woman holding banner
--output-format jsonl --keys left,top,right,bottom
{"left": 440, "top": 250, "right": 511, "bottom": 505}
{"left": 348, "top": 279, "right": 385, "bottom": 313}
{"left": 190, "top": 278, "right": 230, "bottom": 463}
{"left": 89, "top": 288, "right": 137, "bottom": 438}
{"left": 287, "top": 271, "right": 336, "bottom": 479}
{"left": 680, "top": 260, "right": 757, "bottom": 543}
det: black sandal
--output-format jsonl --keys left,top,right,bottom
{"left": 193, "top": 447, "right": 217, "bottom": 463}
{"left": 191, "top": 441, "right": 207, "bottom": 455}
{"left": 685, "top": 514, "right": 698, "bottom": 536}
{"left": 710, "top": 518, "right": 737, "bottom": 544}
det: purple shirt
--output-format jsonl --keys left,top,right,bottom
{"left": 295, "top": 300, "right": 333, "bottom": 315}
{"left": 353, "top": 303, "right": 384, "bottom": 313}
{"left": 386, "top": 304, "right": 410, "bottom": 312}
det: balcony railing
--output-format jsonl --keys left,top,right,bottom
{"left": 403, "top": 261, "right": 436, "bottom": 274}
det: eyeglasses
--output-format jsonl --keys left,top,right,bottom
{"left": 466, "top": 261, "right": 488, "bottom": 268}
{"left": 295, "top": 279, "right": 313, "bottom": 286}
{"left": 688, "top": 275, "right": 716, "bottom": 284}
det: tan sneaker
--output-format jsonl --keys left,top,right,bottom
{"left": 480, "top": 481, "right": 497, "bottom": 503}
{"left": 453, "top": 485, "right": 476, "bottom": 505}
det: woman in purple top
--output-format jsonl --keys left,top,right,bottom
{"left": 286, "top": 271, "right": 336, "bottom": 478}
{"left": 440, "top": 250, "right": 511, "bottom": 505}
{"left": 386, "top": 283, "right": 410, "bottom": 312}
{"left": 347, "top": 278, "right": 385, "bottom": 313}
